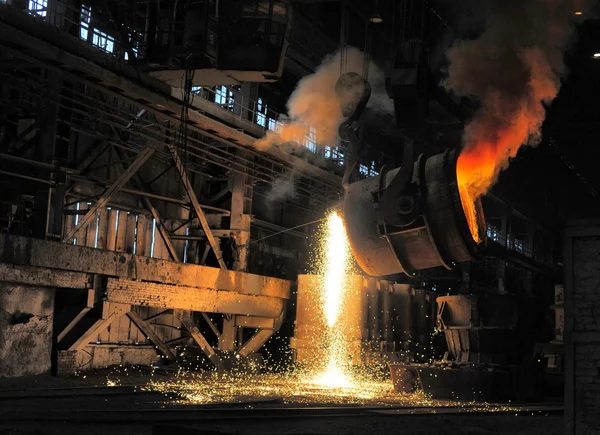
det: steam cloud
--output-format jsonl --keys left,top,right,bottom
{"left": 268, "top": 170, "right": 299, "bottom": 203}
{"left": 446, "top": 0, "right": 590, "bottom": 199}
{"left": 256, "top": 47, "right": 392, "bottom": 151}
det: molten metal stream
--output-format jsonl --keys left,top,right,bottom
{"left": 312, "top": 211, "right": 354, "bottom": 388}
{"left": 456, "top": 153, "right": 483, "bottom": 244}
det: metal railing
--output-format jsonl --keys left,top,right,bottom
{"left": 189, "top": 85, "right": 388, "bottom": 172}
{"left": 19, "top": 0, "right": 140, "bottom": 58}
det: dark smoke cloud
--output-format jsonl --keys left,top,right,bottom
{"left": 446, "top": 0, "right": 592, "bottom": 198}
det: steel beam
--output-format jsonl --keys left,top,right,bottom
{"left": 126, "top": 311, "right": 177, "bottom": 361}
{"left": 201, "top": 313, "right": 221, "bottom": 338}
{"left": 57, "top": 307, "right": 92, "bottom": 343}
{"left": 207, "top": 186, "right": 231, "bottom": 205}
{"left": 167, "top": 143, "right": 227, "bottom": 270}
{"left": 175, "top": 310, "right": 223, "bottom": 370}
{"left": 0, "top": 263, "right": 90, "bottom": 288}
{"left": 1, "top": 234, "right": 293, "bottom": 299}
{"left": 235, "top": 316, "right": 275, "bottom": 329}
{"left": 237, "top": 310, "right": 285, "bottom": 358}
{"left": 67, "top": 302, "right": 129, "bottom": 351}
{"left": 144, "top": 198, "right": 179, "bottom": 261}
{"left": 199, "top": 244, "right": 210, "bottom": 265}
{"left": 112, "top": 146, "right": 180, "bottom": 262}
{"left": 63, "top": 147, "right": 155, "bottom": 242}
{"left": 5, "top": 122, "right": 38, "bottom": 152}
{"left": 0, "top": 16, "right": 342, "bottom": 193}
{"left": 105, "top": 277, "right": 285, "bottom": 318}
{"left": 219, "top": 314, "right": 237, "bottom": 352}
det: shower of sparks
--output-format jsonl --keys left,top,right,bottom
{"left": 321, "top": 212, "right": 350, "bottom": 328}
{"left": 107, "top": 211, "right": 499, "bottom": 410}
{"left": 308, "top": 211, "right": 355, "bottom": 389}
{"left": 142, "top": 371, "right": 430, "bottom": 405}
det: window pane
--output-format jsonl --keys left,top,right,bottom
{"left": 28, "top": 0, "right": 47, "bottom": 17}
{"left": 257, "top": 113, "right": 266, "bottom": 127}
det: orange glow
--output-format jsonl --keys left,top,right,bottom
{"left": 575, "top": 11, "right": 583, "bottom": 15}
{"left": 454, "top": 47, "right": 560, "bottom": 241}
{"left": 457, "top": 179, "right": 481, "bottom": 244}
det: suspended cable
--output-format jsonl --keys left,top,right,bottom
{"left": 249, "top": 217, "right": 325, "bottom": 245}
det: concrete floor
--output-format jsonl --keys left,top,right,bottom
{"left": 0, "top": 414, "right": 565, "bottom": 435}
{"left": 0, "top": 372, "right": 564, "bottom": 435}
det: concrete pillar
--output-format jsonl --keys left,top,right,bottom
{"left": 229, "top": 160, "right": 253, "bottom": 272}
{"left": 0, "top": 284, "right": 55, "bottom": 377}
{"left": 218, "top": 152, "right": 253, "bottom": 353}
{"left": 218, "top": 314, "right": 236, "bottom": 352}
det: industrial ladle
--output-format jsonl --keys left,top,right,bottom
{"left": 335, "top": 73, "right": 487, "bottom": 277}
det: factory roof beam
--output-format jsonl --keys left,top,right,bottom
{"left": 166, "top": 138, "right": 227, "bottom": 270}
{"left": 0, "top": 10, "right": 342, "bottom": 190}
{"left": 62, "top": 147, "right": 155, "bottom": 243}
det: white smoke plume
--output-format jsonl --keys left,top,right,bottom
{"left": 268, "top": 170, "right": 299, "bottom": 203}
{"left": 255, "top": 47, "right": 392, "bottom": 150}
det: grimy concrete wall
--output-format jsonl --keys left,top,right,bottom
{"left": 0, "top": 284, "right": 54, "bottom": 377}
{"left": 565, "top": 221, "right": 600, "bottom": 435}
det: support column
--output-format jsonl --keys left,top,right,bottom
{"left": 229, "top": 159, "right": 252, "bottom": 272}
{"left": 62, "top": 147, "right": 155, "bottom": 243}
{"left": 218, "top": 152, "right": 253, "bottom": 354}
{"left": 32, "top": 71, "right": 59, "bottom": 239}
{"left": 167, "top": 141, "right": 226, "bottom": 269}
{"left": 218, "top": 314, "right": 237, "bottom": 352}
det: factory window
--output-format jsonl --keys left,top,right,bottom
{"left": 325, "top": 145, "right": 344, "bottom": 166}
{"left": 359, "top": 161, "right": 379, "bottom": 177}
{"left": 150, "top": 218, "right": 156, "bottom": 258}
{"left": 183, "top": 227, "right": 189, "bottom": 263}
{"left": 73, "top": 202, "right": 81, "bottom": 245}
{"left": 191, "top": 86, "right": 202, "bottom": 94}
{"left": 304, "top": 127, "right": 317, "bottom": 153}
{"left": 256, "top": 98, "right": 266, "bottom": 127}
{"left": 268, "top": 118, "right": 282, "bottom": 132}
{"left": 133, "top": 214, "right": 139, "bottom": 254}
{"left": 123, "top": 46, "right": 139, "bottom": 61}
{"left": 28, "top": 0, "right": 47, "bottom": 17}
{"left": 80, "top": 5, "right": 91, "bottom": 41}
{"left": 215, "top": 86, "right": 234, "bottom": 111}
{"left": 92, "top": 30, "right": 115, "bottom": 53}
{"left": 94, "top": 212, "right": 100, "bottom": 248}
{"left": 80, "top": 4, "right": 116, "bottom": 53}
{"left": 486, "top": 225, "right": 499, "bottom": 242}
{"left": 514, "top": 239, "right": 524, "bottom": 253}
